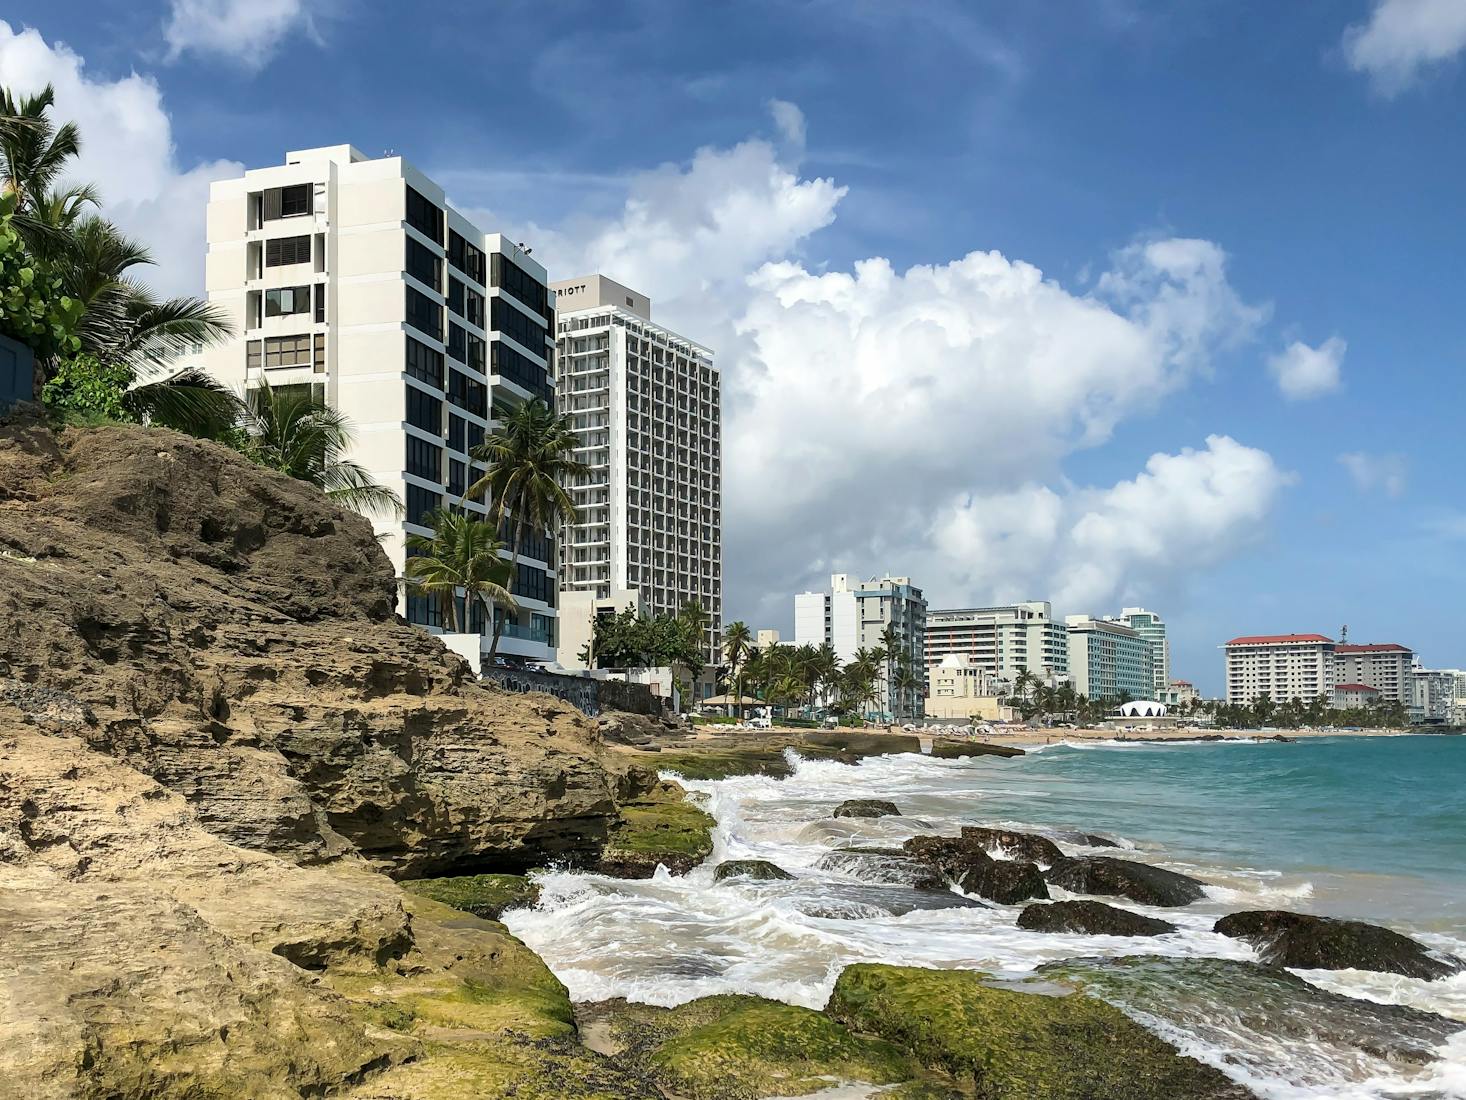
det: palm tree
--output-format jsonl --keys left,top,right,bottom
{"left": 723, "top": 621, "right": 754, "bottom": 720}
{"left": 893, "top": 658, "right": 923, "bottom": 721}
{"left": 468, "top": 398, "right": 589, "bottom": 657}
{"left": 0, "top": 84, "right": 79, "bottom": 209}
{"left": 404, "top": 507, "right": 516, "bottom": 636}
{"left": 238, "top": 377, "right": 402, "bottom": 516}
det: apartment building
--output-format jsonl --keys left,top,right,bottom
{"left": 926, "top": 654, "right": 1011, "bottom": 722}
{"left": 1334, "top": 643, "right": 1414, "bottom": 705}
{"left": 1109, "top": 608, "right": 1170, "bottom": 695}
{"left": 201, "top": 146, "right": 558, "bottom": 662}
{"left": 1223, "top": 634, "right": 1334, "bottom": 704}
{"left": 1412, "top": 666, "right": 1466, "bottom": 724}
{"left": 922, "top": 602, "right": 1070, "bottom": 686}
{"left": 550, "top": 275, "right": 722, "bottom": 672}
{"left": 1066, "top": 616, "right": 1155, "bottom": 701}
{"left": 795, "top": 573, "right": 928, "bottom": 718}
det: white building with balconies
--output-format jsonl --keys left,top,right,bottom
{"left": 201, "top": 145, "right": 559, "bottom": 662}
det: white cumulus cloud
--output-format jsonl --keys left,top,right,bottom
{"left": 1343, "top": 0, "right": 1466, "bottom": 95}
{"left": 1339, "top": 451, "right": 1408, "bottom": 497}
{"left": 163, "top": 0, "right": 321, "bottom": 68}
{"left": 0, "top": 21, "right": 242, "bottom": 297}
{"left": 1268, "top": 336, "right": 1345, "bottom": 400}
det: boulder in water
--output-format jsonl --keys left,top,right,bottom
{"left": 902, "top": 836, "right": 1047, "bottom": 903}
{"left": 833, "top": 799, "right": 901, "bottom": 818}
{"left": 1017, "top": 900, "right": 1176, "bottom": 936}
{"left": 713, "top": 859, "right": 795, "bottom": 883}
{"left": 1213, "top": 910, "right": 1464, "bottom": 980}
{"left": 816, "top": 848, "right": 946, "bottom": 890}
{"left": 960, "top": 826, "right": 1064, "bottom": 866}
{"left": 1044, "top": 856, "right": 1206, "bottom": 907}
{"left": 826, "top": 963, "right": 1258, "bottom": 1099}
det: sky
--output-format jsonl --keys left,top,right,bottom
{"left": 2, "top": 0, "right": 1464, "bottom": 694}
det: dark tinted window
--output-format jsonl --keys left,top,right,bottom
{"left": 265, "top": 285, "right": 310, "bottom": 316}
{"left": 447, "top": 413, "right": 466, "bottom": 453}
{"left": 406, "top": 435, "right": 441, "bottom": 481}
{"left": 406, "top": 237, "right": 441, "bottom": 291}
{"left": 405, "top": 286, "right": 442, "bottom": 340}
{"left": 406, "top": 483, "right": 440, "bottom": 527}
{"left": 448, "top": 231, "right": 485, "bottom": 284}
{"left": 492, "top": 296, "right": 547, "bottom": 353}
{"left": 405, "top": 383, "right": 442, "bottom": 433}
{"left": 491, "top": 339, "right": 553, "bottom": 403}
{"left": 265, "top": 235, "right": 311, "bottom": 267}
{"left": 405, "top": 186, "right": 444, "bottom": 243}
{"left": 447, "top": 459, "right": 466, "bottom": 497}
{"left": 405, "top": 337, "right": 443, "bottom": 389}
{"left": 446, "top": 368, "right": 487, "bottom": 418}
{"left": 279, "top": 184, "right": 311, "bottom": 217}
{"left": 491, "top": 253, "right": 550, "bottom": 318}
{"left": 447, "top": 323, "right": 466, "bottom": 363}
{"left": 512, "top": 562, "right": 553, "bottom": 605}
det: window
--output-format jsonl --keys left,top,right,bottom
{"left": 467, "top": 332, "right": 485, "bottom": 373}
{"left": 406, "top": 484, "right": 441, "bottom": 527}
{"left": 491, "top": 253, "right": 551, "bottom": 318}
{"left": 467, "top": 421, "right": 485, "bottom": 452}
{"left": 447, "top": 323, "right": 466, "bottom": 363}
{"left": 447, "top": 459, "right": 466, "bottom": 497}
{"left": 405, "top": 186, "right": 444, "bottom": 243}
{"left": 447, "top": 413, "right": 466, "bottom": 453}
{"left": 468, "top": 463, "right": 487, "bottom": 504}
{"left": 465, "top": 285, "right": 485, "bottom": 328}
{"left": 262, "top": 184, "right": 312, "bottom": 220}
{"left": 265, "top": 235, "right": 311, "bottom": 267}
{"left": 406, "top": 237, "right": 441, "bottom": 291}
{"left": 448, "top": 230, "right": 485, "bottom": 284}
{"left": 446, "top": 368, "right": 486, "bottom": 417}
{"left": 492, "top": 296, "right": 548, "bottom": 353}
{"left": 246, "top": 341, "right": 261, "bottom": 371}
{"left": 448, "top": 278, "right": 465, "bottom": 318}
{"left": 405, "top": 286, "right": 442, "bottom": 340}
{"left": 405, "top": 384, "right": 442, "bottom": 433}
{"left": 406, "top": 435, "right": 441, "bottom": 481}
{"left": 512, "top": 562, "right": 553, "bottom": 605}
{"left": 313, "top": 283, "right": 326, "bottom": 323}
{"left": 491, "top": 339, "right": 553, "bottom": 403}
{"left": 407, "top": 593, "right": 441, "bottom": 628}
{"left": 263, "top": 334, "right": 311, "bottom": 367}
{"left": 265, "top": 285, "right": 310, "bottom": 317}
{"left": 405, "top": 337, "right": 443, "bottom": 389}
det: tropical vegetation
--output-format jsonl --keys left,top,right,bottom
{"left": 403, "top": 507, "right": 516, "bottom": 634}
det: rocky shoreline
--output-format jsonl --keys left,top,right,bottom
{"left": 2, "top": 420, "right": 1460, "bottom": 1099}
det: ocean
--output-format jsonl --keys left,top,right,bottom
{"left": 506, "top": 735, "right": 1466, "bottom": 1099}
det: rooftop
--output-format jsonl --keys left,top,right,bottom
{"left": 1335, "top": 643, "right": 1411, "bottom": 653}
{"left": 1334, "top": 683, "right": 1381, "bottom": 692}
{"left": 1225, "top": 633, "right": 1333, "bottom": 646}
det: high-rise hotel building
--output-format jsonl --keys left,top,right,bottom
{"left": 550, "top": 275, "right": 722, "bottom": 670}
{"left": 201, "top": 145, "right": 559, "bottom": 662}
{"left": 923, "top": 602, "right": 1069, "bottom": 686}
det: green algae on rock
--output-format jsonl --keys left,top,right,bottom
{"left": 713, "top": 859, "right": 794, "bottom": 883}
{"left": 825, "top": 963, "right": 1257, "bottom": 1100}
{"left": 400, "top": 873, "right": 542, "bottom": 920}
{"left": 594, "top": 779, "right": 715, "bottom": 877}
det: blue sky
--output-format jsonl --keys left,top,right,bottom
{"left": 4, "top": 0, "right": 1464, "bottom": 693}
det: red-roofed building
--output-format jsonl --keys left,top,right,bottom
{"left": 1335, "top": 643, "right": 1414, "bottom": 705}
{"left": 1224, "top": 633, "right": 1335, "bottom": 704}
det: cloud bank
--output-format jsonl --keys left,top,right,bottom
{"left": 1344, "top": 0, "right": 1466, "bottom": 95}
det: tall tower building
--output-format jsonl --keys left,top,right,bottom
{"left": 794, "top": 573, "right": 927, "bottom": 719}
{"left": 549, "top": 275, "right": 722, "bottom": 676}
{"left": 201, "top": 145, "right": 559, "bottom": 663}
{"left": 922, "top": 602, "right": 1070, "bottom": 686}
{"left": 1111, "top": 608, "right": 1170, "bottom": 696}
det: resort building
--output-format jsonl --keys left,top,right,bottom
{"left": 922, "top": 602, "right": 1070, "bottom": 686}
{"left": 756, "top": 629, "right": 782, "bottom": 650}
{"left": 1411, "top": 666, "right": 1466, "bottom": 724}
{"left": 1107, "top": 608, "right": 1170, "bottom": 696}
{"left": 550, "top": 274, "right": 722, "bottom": 674}
{"left": 1066, "top": 616, "right": 1155, "bottom": 702}
{"left": 794, "top": 573, "right": 927, "bottom": 718}
{"left": 1164, "top": 679, "right": 1201, "bottom": 707}
{"left": 1333, "top": 642, "right": 1414, "bottom": 705}
{"left": 1223, "top": 634, "right": 1335, "bottom": 704}
{"left": 201, "top": 145, "right": 558, "bottom": 663}
{"left": 925, "top": 654, "right": 1013, "bottom": 722}
{"left": 1333, "top": 683, "right": 1381, "bottom": 709}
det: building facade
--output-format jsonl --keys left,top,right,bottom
{"left": 794, "top": 573, "right": 927, "bottom": 718}
{"left": 1110, "top": 608, "right": 1170, "bottom": 695}
{"left": 202, "top": 145, "right": 558, "bottom": 662}
{"left": 1333, "top": 643, "right": 1414, "bottom": 705}
{"left": 926, "top": 654, "right": 1012, "bottom": 722}
{"left": 922, "top": 602, "right": 1070, "bottom": 686}
{"left": 1066, "top": 616, "right": 1154, "bottom": 701}
{"left": 550, "top": 275, "right": 722, "bottom": 671}
{"left": 1412, "top": 666, "right": 1466, "bottom": 724}
{"left": 1333, "top": 683, "right": 1381, "bottom": 708}
{"left": 1223, "top": 634, "right": 1335, "bottom": 704}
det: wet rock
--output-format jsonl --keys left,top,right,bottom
{"left": 594, "top": 780, "right": 714, "bottom": 878}
{"left": 927, "top": 739, "right": 1026, "bottom": 759}
{"left": 816, "top": 848, "right": 947, "bottom": 890}
{"left": 400, "top": 873, "right": 542, "bottom": 920}
{"left": 834, "top": 798, "right": 902, "bottom": 818}
{"left": 1017, "top": 900, "right": 1177, "bottom": 936}
{"left": 1052, "top": 830, "right": 1123, "bottom": 848}
{"left": 960, "top": 826, "right": 1064, "bottom": 866}
{"left": 1213, "top": 910, "right": 1464, "bottom": 980}
{"left": 794, "top": 884, "right": 988, "bottom": 919}
{"left": 713, "top": 859, "right": 795, "bottom": 883}
{"left": 827, "top": 963, "right": 1258, "bottom": 1099}
{"left": 1044, "top": 856, "right": 1206, "bottom": 907}
{"left": 1042, "top": 955, "right": 1463, "bottom": 1074}
{"left": 903, "top": 836, "right": 1047, "bottom": 903}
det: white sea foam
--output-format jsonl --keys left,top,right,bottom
{"left": 506, "top": 749, "right": 1466, "bottom": 1100}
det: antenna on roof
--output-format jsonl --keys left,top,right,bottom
{"left": 1340, "top": 624, "right": 1348, "bottom": 643}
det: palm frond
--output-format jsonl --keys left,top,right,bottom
{"left": 122, "top": 368, "right": 242, "bottom": 439}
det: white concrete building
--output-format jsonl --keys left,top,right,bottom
{"left": 925, "top": 654, "right": 1011, "bottom": 722}
{"left": 795, "top": 573, "right": 927, "bottom": 718}
{"left": 550, "top": 275, "right": 722, "bottom": 674}
{"left": 923, "top": 602, "right": 1069, "bottom": 685}
{"left": 201, "top": 145, "right": 558, "bottom": 662}
{"left": 1412, "top": 666, "right": 1466, "bottom": 724}
{"left": 1333, "top": 683, "right": 1382, "bottom": 709}
{"left": 756, "top": 629, "right": 781, "bottom": 651}
{"left": 1109, "top": 608, "right": 1170, "bottom": 696}
{"left": 557, "top": 586, "right": 644, "bottom": 672}
{"left": 1334, "top": 643, "right": 1414, "bottom": 705}
{"left": 1066, "top": 616, "right": 1154, "bottom": 701}
{"left": 1223, "top": 634, "right": 1334, "bottom": 704}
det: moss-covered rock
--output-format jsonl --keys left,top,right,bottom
{"left": 826, "top": 963, "right": 1257, "bottom": 1099}
{"left": 580, "top": 995, "right": 920, "bottom": 1100}
{"left": 400, "top": 873, "right": 542, "bottom": 920}
{"left": 651, "top": 747, "right": 799, "bottom": 780}
{"left": 928, "top": 739, "right": 1026, "bottom": 759}
{"left": 713, "top": 859, "right": 794, "bottom": 883}
{"left": 595, "top": 780, "right": 715, "bottom": 878}
{"left": 833, "top": 798, "right": 901, "bottom": 818}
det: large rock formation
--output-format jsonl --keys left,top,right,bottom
{"left": 1044, "top": 855, "right": 1206, "bottom": 907}
{"left": 0, "top": 420, "right": 625, "bottom": 876}
{"left": 1214, "top": 910, "right": 1464, "bottom": 980}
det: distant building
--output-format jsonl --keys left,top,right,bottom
{"left": 794, "top": 572, "right": 927, "bottom": 718}
{"left": 1223, "top": 634, "right": 1335, "bottom": 704}
{"left": 1411, "top": 666, "right": 1466, "bottom": 724}
{"left": 925, "top": 654, "right": 1012, "bottom": 722}
{"left": 557, "top": 586, "right": 643, "bottom": 672}
{"left": 1108, "top": 608, "right": 1170, "bottom": 696}
{"left": 755, "top": 629, "right": 781, "bottom": 650}
{"left": 923, "top": 602, "right": 1069, "bottom": 685}
{"left": 1333, "top": 683, "right": 1381, "bottom": 709}
{"left": 1333, "top": 643, "right": 1413, "bottom": 705}
{"left": 1067, "top": 616, "right": 1154, "bottom": 701}
{"left": 1167, "top": 679, "right": 1200, "bottom": 706}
